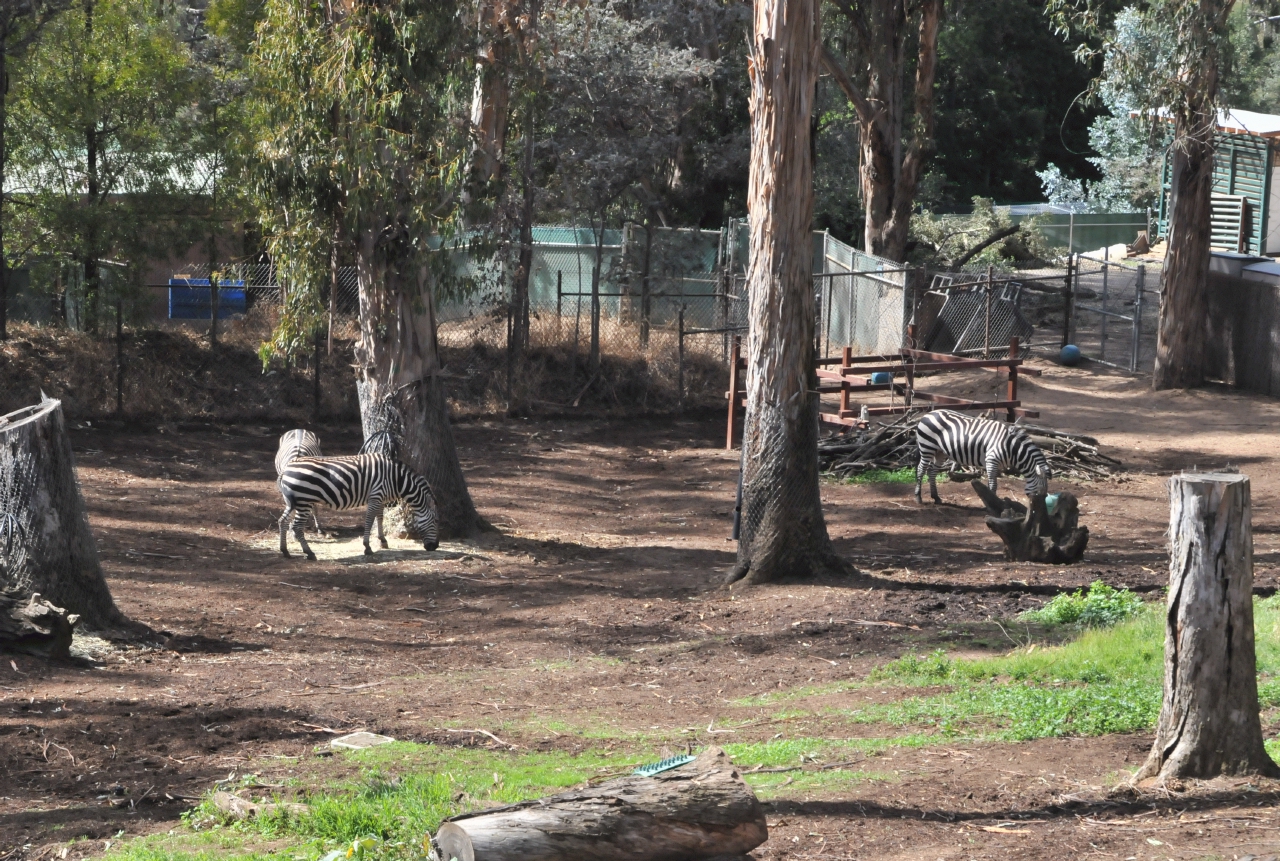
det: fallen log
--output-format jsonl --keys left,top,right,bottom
{"left": 972, "top": 480, "right": 1089, "bottom": 564}
{"left": 0, "top": 590, "right": 78, "bottom": 658}
{"left": 433, "top": 746, "right": 767, "bottom": 861}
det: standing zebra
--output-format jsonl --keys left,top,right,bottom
{"left": 275, "top": 430, "right": 325, "bottom": 534}
{"left": 914, "top": 409, "right": 1050, "bottom": 504}
{"left": 277, "top": 453, "right": 439, "bottom": 560}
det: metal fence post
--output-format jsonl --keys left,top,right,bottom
{"left": 1062, "top": 254, "right": 1075, "bottom": 350}
{"left": 677, "top": 305, "right": 685, "bottom": 412}
{"left": 1132, "top": 264, "right": 1146, "bottom": 372}
{"left": 1100, "top": 246, "right": 1110, "bottom": 364}
{"left": 984, "top": 264, "right": 993, "bottom": 359}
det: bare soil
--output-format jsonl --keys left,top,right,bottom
{"left": 4, "top": 358, "right": 1280, "bottom": 860}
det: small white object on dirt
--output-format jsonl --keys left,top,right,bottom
{"left": 331, "top": 731, "right": 396, "bottom": 750}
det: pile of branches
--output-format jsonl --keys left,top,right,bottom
{"left": 818, "top": 412, "right": 1124, "bottom": 482}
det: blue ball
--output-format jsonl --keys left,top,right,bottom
{"left": 1060, "top": 344, "right": 1082, "bottom": 366}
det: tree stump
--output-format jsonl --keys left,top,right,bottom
{"left": 0, "top": 397, "right": 122, "bottom": 633}
{"left": 434, "top": 747, "right": 767, "bottom": 861}
{"left": 0, "top": 590, "right": 79, "bottom": 658}
{"left": 971, "top": 480, "right": 1088, "bottom": 564}
{"left": 1136, "top": 472, "right": 1280, "bottom": 781}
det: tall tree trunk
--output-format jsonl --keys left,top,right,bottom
{"left": 727, "top": 0, "right": 845, "bottom": 586}
{"left": 462, "top": 0, "right": 512, "bottom": 223}
{"left": 511, "top": 104, "right": 534, "bottom": 357}
{"left": 1152, "top": 0, "right": 1229, "bottom": 390}
{"left": 589, "top": 209, "right": 603, "bottom": 370}
{"left": 822, "top": 0, "right": 941, "bottom": 262}
{"left": 0, "top": 40, "right": 8, "bottom": 342}
{"left": 82, "top": 0, "right": 99, "bottom": 334}
{"left": 1153, "top": 131, "right": 1215, "bottom": 389}
{"left": 353, "top": 227, "right": 487, "bottom": 539}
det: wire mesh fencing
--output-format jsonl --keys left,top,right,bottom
{"left": 1068, "top": 252, "right": 1161, "bottom": 373}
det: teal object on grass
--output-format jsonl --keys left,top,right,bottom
{"left": 1046, "top": 493, "right": 1060, "bottom": 515}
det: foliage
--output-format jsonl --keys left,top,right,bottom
{"left": 246, "top": 0, "right": 469, "bottom": 364}
{"left": 1020, "top": 580, "right": 1146, "bottom": 628}
{"left": 8, "top": 0, "right": 200, "bottom": 329}
{"left": 908, "top": 197, "right": 1063, "bottom": 268}
{"left": 925, "top": 0, "right": 1107, "bottom": 210}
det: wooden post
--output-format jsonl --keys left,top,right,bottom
{"left": 1061, "top": 254, "right": 1075, "bottom": 350}
{"left": 1006, "top": 336, "right": 1019, "bottom": 422}
{"left": 115, "top": 297, "right": 124, "bottom": 415}
{"left": 726, "top": 336, "right": 741, "bottom": 450}
{"left": 983, "top": 264, "right": 993, "bottom": 359}
{"left": 839, "top": 345, "right": 852, "bottom": 417}
{"left": 434, "top": 747, "right": 767, "bottom": 861}
{"left": 1136, "top": 472, "right": 1280, "bottom": 781}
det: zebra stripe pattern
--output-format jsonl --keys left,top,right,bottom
{"left": 914, "top": 409, "right": 1050, "bottom": 504}
{"left": 277, "top": 453, "right": 439, "bottom": 560}
{"left": 275, "top": 430, "right": 325, "bottom": 534}
{"left": 275, "top": 429, "right": 323, "bottom": 474}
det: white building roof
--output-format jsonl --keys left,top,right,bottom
{"left": 1216, "top": 108, "right": 1280, "bottom": 138}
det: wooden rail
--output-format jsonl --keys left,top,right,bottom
{"left": 725, "top": 335, "right": 1040, "bottom": 450}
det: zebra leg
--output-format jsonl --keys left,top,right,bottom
{"left": 915, "top": 456, "right": 926, "bottom": 504}
{"left": 294, "top": 510, "right": 317, "bottom": 561}
{"left": 362, "top": 497, "right": 385, "bottom": 555}
{"left": 376, "top": 510, "right": 388, "bottom": 549}
{"left": 310, "top": 511, "right": 324, "bottom": 537}
{"left": 986, "top": 457, "right": 999, "bottom": 494}
{"left": 279, "top": 507, "right": 297, "bottom": 557}
{"left": 928, "top": 461, "right": 942, "bottom": 503}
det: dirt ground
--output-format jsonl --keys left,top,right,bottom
{"left": 4, "top": 358, "right": 1280, "bottom": 860}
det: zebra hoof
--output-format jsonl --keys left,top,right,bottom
{"left": 363, "top": 546, "right": 374, "bottom": 556}
{"left": 379, "top": 539, "right": 389, "bottom": 549}
{"left": 304, "top": 551, "right": 317, "bottom": 561}
{"left": 281, "top": 549, "right": 291, "bottom": 558}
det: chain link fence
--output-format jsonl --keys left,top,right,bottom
{"left": 1068, "top": 253, "right": 1161, "bottom": 373}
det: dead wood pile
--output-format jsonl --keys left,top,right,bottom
{"left": 818, "top": 412, "right": 1123, "bottom": 481}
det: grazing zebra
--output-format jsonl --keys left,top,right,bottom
{"left": 277, "top": 453, "right": 439, "bottom": 560}
{"left": 275, "top": 430, "right": 325, "bottom": 534}
{"left": 914, "top": 409, "right": 1050, "bottom": 504}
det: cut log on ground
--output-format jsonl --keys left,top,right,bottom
{"left": 434, "top": 746, "right": 767, "bottom": 861}
{"left": 1136, "top": 472, "right": 1280, "bottom": 781}
{"left": 0, "top": 397, "right": 123, "bottom": 632}
{"left": 972, "top": 481, "right": 1089, "bottom": 564}
{"left": 0, "top": 590, "right": 79, "bottom": 658}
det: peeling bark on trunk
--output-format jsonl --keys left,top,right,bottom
{"left": 1154, "top": 136, "right": 1214, "bottom": 389}
{"left": 434, "top": 747, "right": 767, "bottom": 861}
{"left": 0, "top": 590, "right": 79, "bottom": 658}
{"left": 354, "top": 228, "right": 486, "bottom": 540}
{"left": 0, "top": 398, "right": 122, "bottom": 631}
{"left": 728, "top": 0, "right": 846, "bottom": 586}
{"left": 822, "top": 0, "right": 941, "bottom": 262}
{"left": 1137, "top": 472, "right": 1280, "bottom": 781}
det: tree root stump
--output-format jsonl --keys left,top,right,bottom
{"left": 971, "top": 480, "right": 1089, "bottom": 564}
{"left": 433, "top": 746, "right": 767, "bottom": 861}
{"left": 0, "top": 590, "right": 79, "bottom": 658}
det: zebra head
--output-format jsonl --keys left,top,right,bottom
{"left": 406, "top": 474, "right": 440, "bottom": 552}
{"left": 1015, "top": 432, "right": 1051, "bottom": 498}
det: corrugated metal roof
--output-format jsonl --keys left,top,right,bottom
{"left": 1217, "top": 108, "right": 1280, "bottom": 138}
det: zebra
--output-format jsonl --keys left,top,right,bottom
{"left": 277, "top": 453, "right": 439, "bottom": 560}
{"left": 275, "top": 430, "right": 325, "bottom": 534}
{"left": 914, "top": 409, "right": 1050, "bottom": 504}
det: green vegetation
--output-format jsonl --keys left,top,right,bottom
{"left": 1018, "top": 580, "right": 1147, "bottom": 628}
{"left": 837, "top": 466, "right": 919, "bottom": 484}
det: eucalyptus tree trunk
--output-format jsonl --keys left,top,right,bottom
{"left": 353, "top": 227, "right": 486, "bottom": 539}
{"left": 0, "top": 41, "right": 8, "bottom": 342}
{"left": 1154, "top": 129, "right": 1215, "bottom": 389}
{"left": 727, "top": 0, "right": 845, "bottom": 586}
{"left": 1152, "top": 0, "right": 1230, "bottom": 390}
{"left": 822, "top": 0, "right": 941, "bottom": 262}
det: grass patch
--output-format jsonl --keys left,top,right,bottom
{"left": 1019, "top": 580, "right": 1146, "bottom": 628}
{"left": 835, "top": 466, "right": 921, "bottom": 484}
